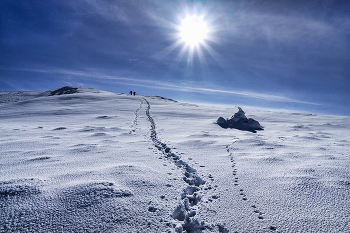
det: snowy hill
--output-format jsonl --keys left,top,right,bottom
{"left": 1, "top": 87, "right": 349, "bottom": 232}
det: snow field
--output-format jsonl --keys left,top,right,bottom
{"left": 0, "top": 87, "right": 349, "bottom": 232}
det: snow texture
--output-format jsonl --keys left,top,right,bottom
{"left": 0, "top": 86, "right": 350, "bottom": 232}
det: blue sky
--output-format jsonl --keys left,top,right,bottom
{"left": 1, "top": 0, "right": 350, "bottom": 115}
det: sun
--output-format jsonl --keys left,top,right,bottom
{"left": 179, "top": 15, "right": 209, "bottom": 47}
{"left": 156, "top": 10, "right": 219, "bottom": 66}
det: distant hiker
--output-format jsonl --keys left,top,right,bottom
{"left": 130, "top": 91, "right": 132, "bottom": 95}
{"left": 133, "top": 91, "right": 136, "bottom": 96}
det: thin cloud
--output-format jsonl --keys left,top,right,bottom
{"left": 2, "top": 67, "right": 318, "bottom": 105}
{"left": 224, "top": 11, "right": 347, "bottom": 54}
{"left": 76, "top": 0, "right": 160, "bottom": 27}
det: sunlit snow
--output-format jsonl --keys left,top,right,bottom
{"left": 1, "top": 87, "right": 349, "bottom": 232}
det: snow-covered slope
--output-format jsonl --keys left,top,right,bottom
{"left": 1, "top": 87, "right": 349, "bottom": 233}
{"left": 0, "top": 91, "right": 42, "bottom": 103}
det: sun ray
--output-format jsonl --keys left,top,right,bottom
{"left": 174, "top": 12, "right": 216, "bottom": 66}
{"left": 200, "top": 41, "right": 225, "bottom": 66}
{"left": 176, "top": 43, "right": 190, "bottom": 62}
{"left": 155, "top": 7, "right": 224, "bottom": 77}
{"left": 195, "top": 44, "right": 207, "bottom": 65}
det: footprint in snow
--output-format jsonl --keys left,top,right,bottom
{"left": 227, "top": 146, "right": 269, "bottom": 223}
{"left": 53, "top": 127, "right": 66, "bottom": 130}
{"left": 28, "top": 156, "right": 51, "bottom": 162}
{"left": 96, "top": 115, "right": 110, "bottom": 119}
{"left": 148, "top": 206, "right": 157, "bottom": 212}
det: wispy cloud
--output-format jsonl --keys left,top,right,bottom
{"left": 71, "top": 0, "right": 159, "bottom": 27}
{"left": 223, "top": 11, "right": 348, "bottom": 56}
{"left": 1, "top": 67, "right": 319, "bottom": 105}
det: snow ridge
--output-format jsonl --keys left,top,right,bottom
{"left": 142, "top": 97, "right": 208, "bottom": 233}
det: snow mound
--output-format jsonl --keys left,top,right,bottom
{"left": 217, "top": 107, "right": 263, "bottom": 132}
{"left": 61, "top": 182, "right": 132, "bottom": 209}
{"left": 0, "top": 178, "right": 42, "bottom": 198}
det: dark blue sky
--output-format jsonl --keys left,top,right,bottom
{"left": 1, "top": 0, "right": 350, "bottom": 115}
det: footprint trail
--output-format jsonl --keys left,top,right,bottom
{"left": 129, "top": 98, "right": 143, "bottom": 134}
{"left": 226, "top": 143, "right": 277, "bottom": 231}
{"left": 142, "top": 97, "right": 209, "bottom": 232}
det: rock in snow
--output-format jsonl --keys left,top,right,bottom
{"left": 48, "top": 86, "right": 79, "bottom": 96}
{"left": 0, "top": 87, "right": 349, "bottom": 233}
{"left": 217, "top": 107, "right": 264, "bottom": 132}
